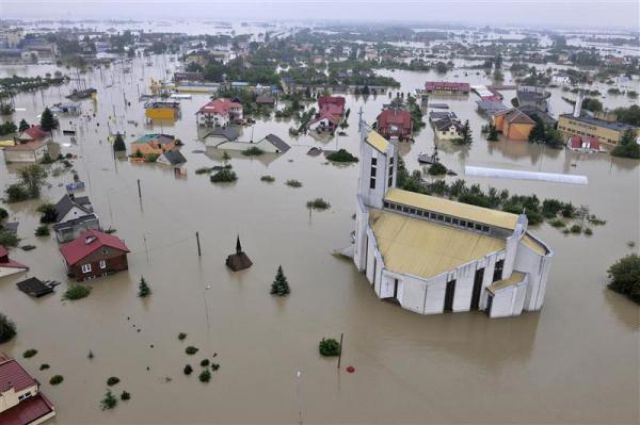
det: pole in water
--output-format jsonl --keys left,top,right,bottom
{"left": 296, "top": 370, "right": 303, "bottom": 425}
{"left": 196, "top": 232, "right": 202, "bottom": 257}
{"left": 137, "top": 179, "right": 142, "bottom": 199}
{"left": 337, "top": 333, "right": 344, "bottom": 369}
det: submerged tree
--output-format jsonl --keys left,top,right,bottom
{"left": 607, "top": 254, "right": 640, "bottom": 304}
{"left": 270, "top": 266, "right": 290, "bottom": 296}
{"left": 18, "top": 164, "right": 48, "bottom": 199}
{"left": 487, "top": 124, "right": 499, "bottom": 141}
{"left": 138, "top": 276, "right": 151, "bottom": 298}
{"left": 113, "top": 133, "right": 126, "bottom": 152}
{"left": 40, "top": 107, "right": 58, "bottom": 132}
{"left": 18, "top": 119, "right": 30, "bottom": 132}
{"left": 0, "top": 313, "right": 17, "bottom": 344}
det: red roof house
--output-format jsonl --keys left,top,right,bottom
{"left": 376, "top": 108, "right": 413, "bottom": 141}
{"left": 0, "top": 354, "right": 56, "bottom": 425}
{"left": 0, "top": 246, "right": 28, "bottom": 279}
{"left": 17, "top": 126, "right": 49, "bottom": 143}
{"left": 425, "top": 81, "right": 470, "bottom": 94}
{"left": 310, "top": 96, "right": 346, "bottom": 133}
{"left": 196, "top": 98, "right": 243, "bottom": 127}
{"left": 59, "top": 229, "right": 129, "bottom": 281}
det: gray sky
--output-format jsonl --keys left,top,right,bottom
{"left": 1, "top": 0, "right": 639, "bottom": 31}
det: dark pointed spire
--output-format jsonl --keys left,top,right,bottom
{"left": 236, "top": 235, "right": 242, "bottom": 254}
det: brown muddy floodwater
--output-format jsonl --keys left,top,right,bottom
{"left": 0, "top": 57, "right": 639, "bottom": 424}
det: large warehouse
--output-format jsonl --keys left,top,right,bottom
{"left": 352, "top": 125, "right": 554, "bottom": 318}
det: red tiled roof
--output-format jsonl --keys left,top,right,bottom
{"left": 59, "top": 229, "right": 129, "bottom": 266}
{"left": 318, "top": 96, "right": 345, "bottom": 116}
{"left": 0, "top": 393, "right": 56, "bottom": 425}
{"left": 0, "top": 358, "right": 36, "bottom": 392}
{"left": 377, "top": 109, "right": 412, "bottom": 129}
{"left": 425, "top": 81, "right": 470, "bottom": 92}
{"left": 21, "top": 126, "right": 48, "bottom": 140}
{"left": 197, "top": 98, "right": 242, "bottom": 115}
{"left": 310, "top": 111, "right": 341, "bottom": 125}
{"left": 570, "top": 135, "right": 601, "bottom": 150}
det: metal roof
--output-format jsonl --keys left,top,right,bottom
{"left": 370, "top": 209, "right": 505, "bottom": 280}
{"left": 384, "top": 188, "right": 520, "bottom": 230}
{"left": 366, "top": 130, "right": 389, "bottom": 153}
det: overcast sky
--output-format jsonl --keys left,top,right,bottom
{"left": 1, "top": 0, "right": 639, "bottom": 31}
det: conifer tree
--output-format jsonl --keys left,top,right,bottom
{"left": 113, "top": 133, "right": 126, "bottom": 152}
{"left": 138, "top": 276, "right": 151, "bottom": 298}
{"left": 270, "top": 266, "right": 290, "bottom": 296}
{"left": 19, "top": 119, "right": 30, "bottom": 132}
{"left": 40, "top": 107, "right": 58, "bottom": 132}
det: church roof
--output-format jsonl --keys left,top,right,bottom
{"left": 369, "top": 209, "right": 505, "bottom": 280}
{"left": 384, "top": 188, "right": 519, "bottom": 230}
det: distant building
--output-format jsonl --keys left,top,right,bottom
{"left": 157, "top": 149, "right": 187, "bottom": 166}
{"left": 196, "top": 98, "right": 243, "bottom": 128}
{"left": 17, "top": 126, "right": 49, "bottom": 143}
{"left": 376, "top": 108, "right": 413, "bottom": 141}
{"left": 492, "top": 109, "right": 536, "bottom": 141}
{"left": 351, "top": 126, "right": 553, "bottom": 318}
{"left": 0, "top": 354, "right": 56, "bottom": 425}
{"left": 424, "top": 81, "right": 470, "bottom": 95}
{"left": 215, "top": 133, "right": 290, "bottom": 153}
{"left": 130, "top": 134, "right": 177, "bottom": 157}
{"left": 429, "top": 111, "right": 463, "bottom": 141}
{"left": 0, "top": 245, "right": 28, "bottom": 279}
{"left": 144, "top": 101, "right": 180, "bottom": 121}
{"left": 567, "top": 135, "right": 605, "bottom": 153}
{"left": 59, "top": 230, "right": 129, "bottom": 282}
{"left": 3, "top": 140, "right": 48, "bottom": 163}
{"left": 516, "top": 86, "right": 550, "bottom": 111}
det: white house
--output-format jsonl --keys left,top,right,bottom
{"left": 196, "top": 98, "right": 243, "bottom": 128}
{"left": 352, "top": 124, "right": 553, "bottom": 318}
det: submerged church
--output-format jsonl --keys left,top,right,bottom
{"left": 352, "top": 123, "right": 553, "bottom": 318}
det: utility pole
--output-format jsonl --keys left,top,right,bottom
{"left": 196, "top": 232, "right": 202, "bottom": 257}
{"left": 337, "top": 333, "right": 344, "bottom": 369}
{"left": 296, "top": 370, "right": 303, "bottom": 425}
{"left": 137, "top": 179, "right": 142, "bottom": 199}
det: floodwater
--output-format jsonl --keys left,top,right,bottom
{"left": 0, "top": 54, "right": 639, "bottom": 425}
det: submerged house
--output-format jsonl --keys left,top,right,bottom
{"left": 424, "top": 81, "right": 470, "bottom": 96}
{"left": 130, "top": 134, "right": 177, "bottom": 158}
{"left": 144, "top": 101, "right": 181, "bottom": 121}
{"left": 52, "top": 194, "right": 100, "bottom": 243}
{"left": 196, "top": 98, "right": 243, "bottom": 128}
{"left": 0, "top": 245, "right": 28, "bottom": 279}
{"left": 215, "top": 133, "right": 290, "bottom": 153}
{"left": 0, "top": 354, "right": 56, "bottom": 425}
{"left": 376, "top": 107, "right": 413, "bottom": 141}
{"left": 59, "top": 229, "right": 129, "bottom": 281}
{"left": 352, "top": 126, "right": 553, "bottom": 318}
{"left": 492, "top": 109, "right": 536, "bottom": 141}
{"left": 429, "top": 111, "right": 463, "bottom": 141}
{"left": 309, "top": 96, "right": 346, "bottom": 133}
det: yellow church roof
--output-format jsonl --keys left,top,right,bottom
{"left": 384, "top": 188, "right": 519, "bottom": 230}
{"left": 369, "top": 209, "right": 505, "bottom": 280}
{"left": 366, "top": 130, "right": 389, "bottom": 153}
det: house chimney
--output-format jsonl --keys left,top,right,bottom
{"left": 573, "top": 91, "right": 583, "bottom": 118}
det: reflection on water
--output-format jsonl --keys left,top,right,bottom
{"left": 0, "top": 54, "right": 638, "bottom": 424}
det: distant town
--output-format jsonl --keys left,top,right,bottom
{"left": 0, "top": 17, "right": 638, "bottom": 425}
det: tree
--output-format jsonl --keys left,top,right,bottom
{"left": 18, "top": 119, "right": 29, "bottom": 132}
{"left": 113, "top": 133, "right": 126, "bottom": 152}
{"left": 40, "top": 107, "right": 58, "bottom": 132}
{"left": 270, "top": 265, "right": 290, "bottom": 296}
{"left": 138, "top": 276, "right": 151, "bottom": 298}
{"left": 528, "top": 118, "right": 546, "bottom": 143}
{"left": 607, "top": 254, "right": 640, "bottom": 304}
{"left": 0, "top": 312, "right": 17, "bottom": 344}
{"left": 487, "top": 124, "right": 499, "bottom": 141}
{"left": 37, "top": 203, "right": 58, "bottom": 223}
{"left": 455, "top": 120, "right": 472, "bottom": 145}
{"left": 18, "top": 164, "right": 47, "bottom": 199}
{"left": 611, "top": 129, "right": 640, "bottom": 159}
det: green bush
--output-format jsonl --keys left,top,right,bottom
{"left": 63, "top": 285, "right": 91, "bottom": 301}
{"left": 184, "top": 364, "right": 193, "bottom": 375}
{"left": 5, "top": 184, "right": 30, "bottom": 203}
{"left": 549, "top": 219, "right": 566, "bottom": 228}
{"left": 199, "top": 369, "right": 211, "bottom": 383}
{"left": 195, "top": 167, "right": 212, "bottom": 175}
{"left": 120, "top": 391, "right": 131, "bottom": 401}
{"left": 107, "top": 377, "right": 120, "bottom": 386}
{"left": 35, "top": 225, "right": 50, "bottom": 237}
{"left": 570, "top": 224, "right": 582, "bottom": 234}
{"left": 319, "top": 338, "right": 341, "bottom": 357}
{"left": 260, "top": 175, "right": 275, "bottom": 182}
{"left": 427, "top": 162, "right": 447, "bottom": 176}
{"left": 285, "top": 179, "right": 302, "bottom": 188}
{"left": 23, "top": 349, "right": 38, "bottom": 358}
{"left": 210, "top": 168, "right": 238, "bottom": 183}
{"left": 40, "top": 364, "right": 50, "bottom": 370}
{"left": 607, "top": 254, "right": 640, "bottom": 304}
{"left": 50, "top": 375, "right": 64, "bottom": 385}
{"left": 0, "top": 313, "right": 16, "bottom": 343}
{"left": 0, "top": 231, "right": 19, "bottom": 247}
{"left": 306, "top": 198, "right": 331, "bottom": 210}
{"left": 37, "top": 203, "right": 58, "bottom": 223}
{"left": 185, "top": 346, "right": 199, "bottom": 355}
{"left": 584, "top": 228, "right": 593, "bottom": 236}
{"left": 326, "top": 149, "right": 358, "bottom": 163}
{"left": 138, "top": 277, "right": 151, "bottom": 298}
{"left": 178, "top": 332, "right": 187, "bottom": 341}
{"left": 211, "top": 363, "right": 220, "bottom": 371}
{"left": 101, "top": 390, "right": 117, "bottom": 410}
{"left": 242, "top": 146, "right": 265, "bottom": 156}
{"left": 0, "top": 207, "right": 8, "bottom": 221}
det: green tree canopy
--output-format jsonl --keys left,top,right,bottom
{"left": 608, "top": 254, "right": 640, "bottom": 304}
{"left": 40, "top": 107, "right": 58, "bottom": 132}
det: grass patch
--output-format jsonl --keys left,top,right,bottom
{"left": 306, "top": 198, "right": 331, "bottom": 211}
{"left": 49, "top": 375, "right": 64, "bottom": 385}
{"left": 63, "top": 285, "right": 91, "bottom": 301}
{"left": 285, "top": 179, "right": 302, "bottom": 188}
{"left": 242, "top": 146, "right": 265, "bottom": 156}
